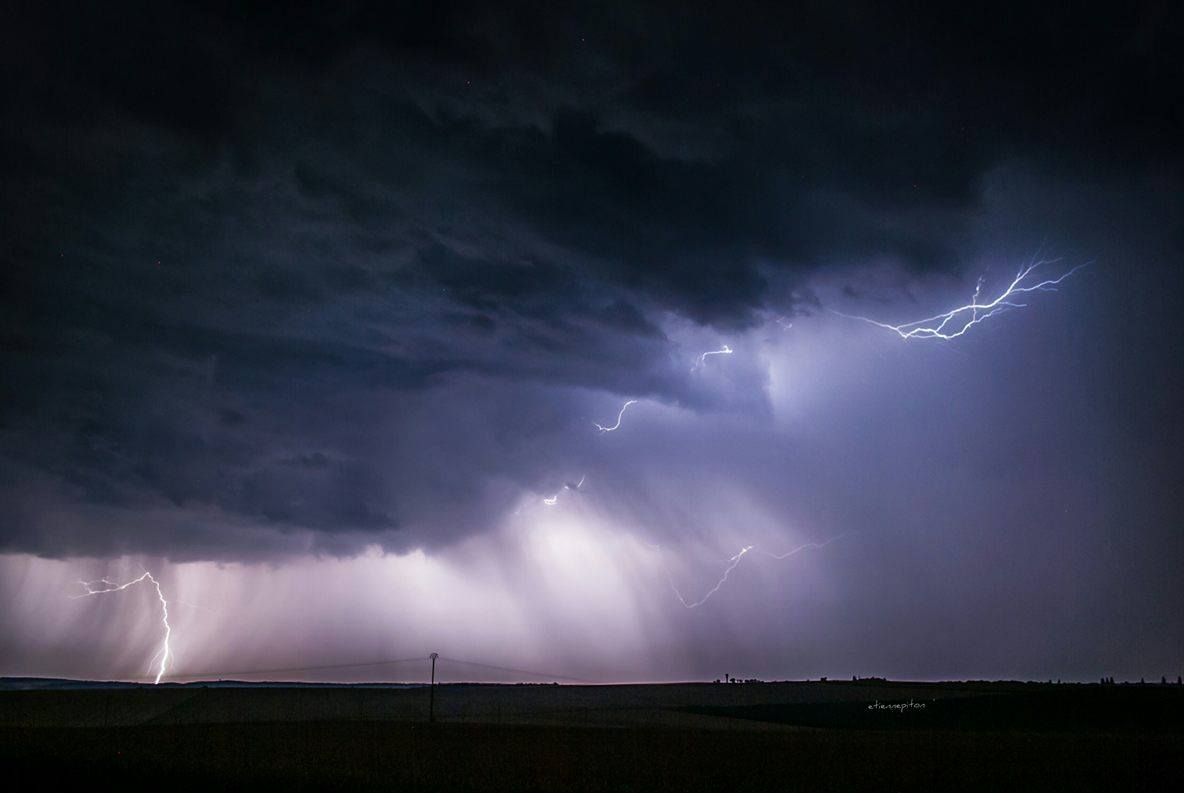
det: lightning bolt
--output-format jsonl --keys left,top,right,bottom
{"left": 750, "top": 535, "right": 845, "bottom": 560}
{"left": 72, "top": 572, "right": 172, "bottom": 685}
{"left": 833, "top": 258, "right": 1086, "bottom": 340}
{"left": 594, "top": 399, "right": 637, "bottom": 433}
{"left": 692, "top": 344, "right": 733, "bottom": 371}
{"left": 664, "top": 545, "right": 753, "bottom": 608}
{"left": 543, "top": 474, "right": 585, "bottom": 506}
{"left": 657, "top": 535, "right": 847, "bottom": 608}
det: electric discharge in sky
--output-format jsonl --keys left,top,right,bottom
{"left": 73, "top": 572, "right": 172, "bottom": 684}
{"left": 834, "top": 259, "right": 1085, "bottom": 340}
{"left": 69, "top": 252, "right": 1083, "bottom": 678}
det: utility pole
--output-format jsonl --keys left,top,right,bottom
{"left": 429, "top": 653, "right": 438, "bottom": 724}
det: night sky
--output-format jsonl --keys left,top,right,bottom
{"left": 1, "top": 2, "right": 1181, "bottom": 683}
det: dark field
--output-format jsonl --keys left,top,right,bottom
{"left": 2, "top": 680, "right": 1181, "bottom": 791}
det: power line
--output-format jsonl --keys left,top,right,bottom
{"left": 155, "top": 654, "right": 600, "bottom": 684}
{"left": 165, "top": 655, "right": 429, "bottom": 680}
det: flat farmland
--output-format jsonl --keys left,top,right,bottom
{"left": 1, "top": 680, "right": 1180, "bottom": 791}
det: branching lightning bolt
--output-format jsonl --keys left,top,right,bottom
{"left": 692, "top": 344, "right": 733, "bottom": 371}
{"left": 543, "top": 474, "right": 585, "bottom": 506}
{"left": 833, "top": 258, "right": 1086, "bottom": 340}
{"left": 594, "top": 399, "right": 637, "bottom": 433}
{"left": 657, "top": 535, "right": 847, "bottom": 609}
{"left": 72, "top": 572, "right": 172, "bottom": 684}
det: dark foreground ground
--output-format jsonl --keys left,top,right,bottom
{"left": 2, "top": 680, "right": 1181, "bottom": 791}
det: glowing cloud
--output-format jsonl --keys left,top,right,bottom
{"left": 543, "top": 474, "right": 586, "bottom": 506}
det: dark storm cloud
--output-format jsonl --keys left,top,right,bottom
{"left": 0, "top": 1, "right": 1180, "bottom": 559}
